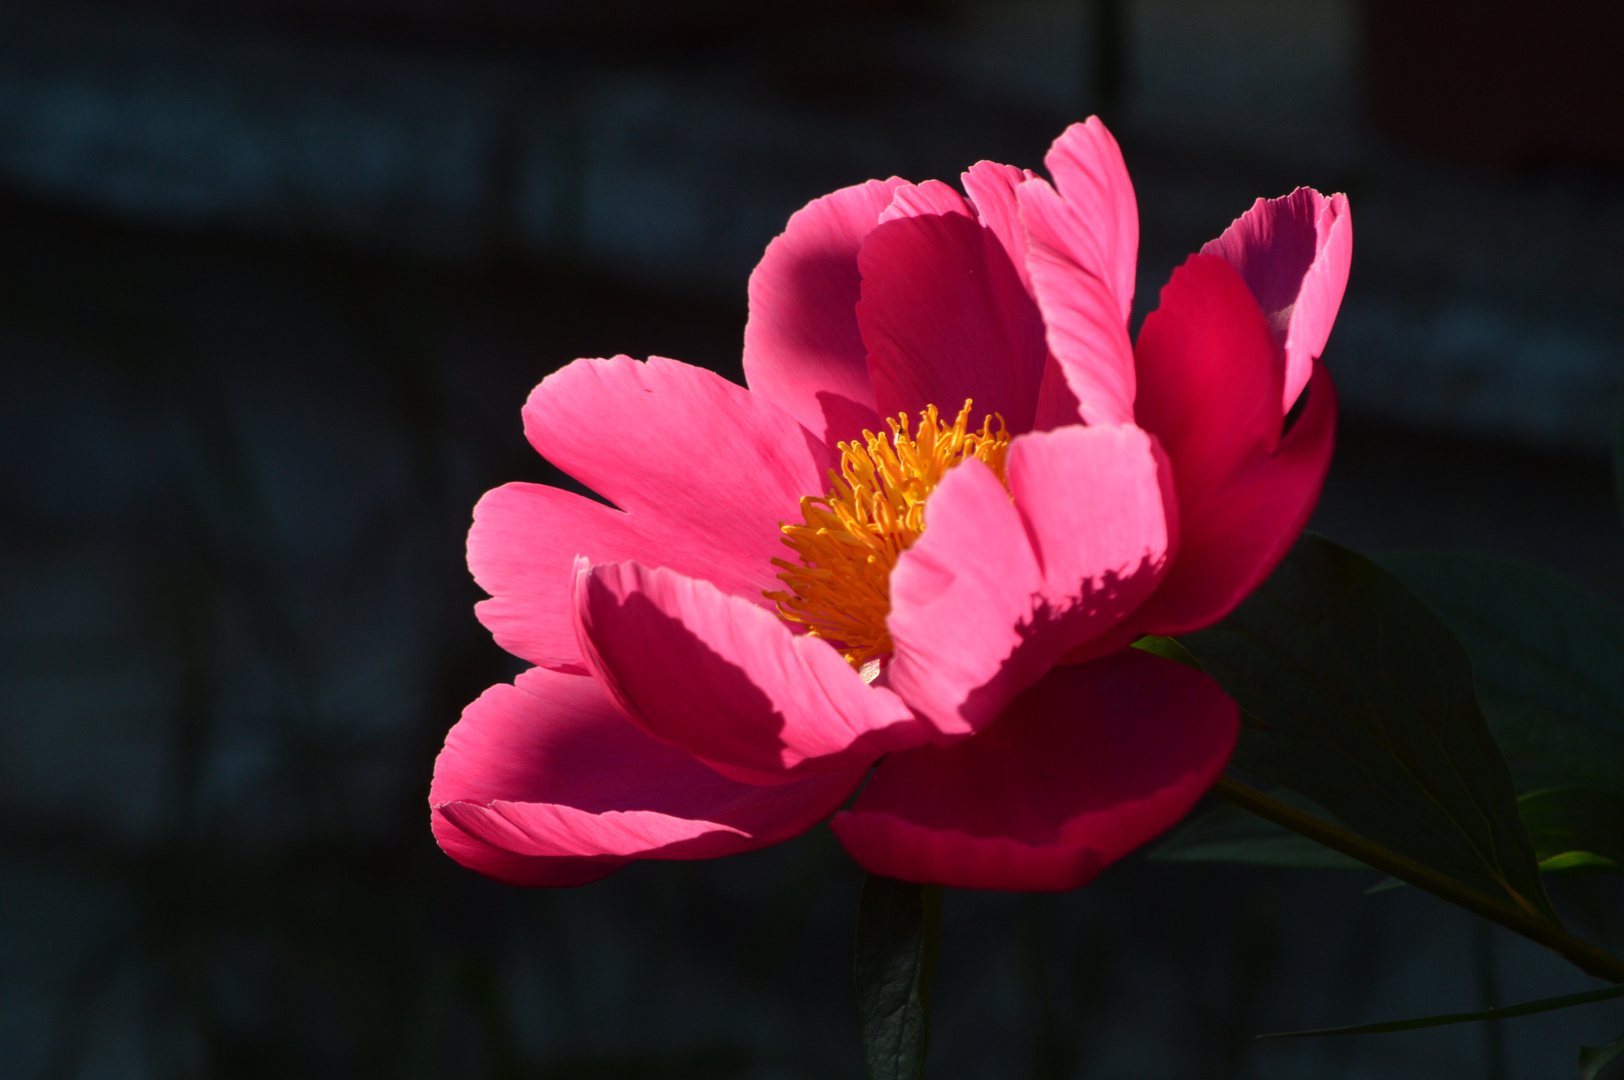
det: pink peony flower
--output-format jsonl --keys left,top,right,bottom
{"left": 431, "top": 118, "right": 1349, "bottom": 892}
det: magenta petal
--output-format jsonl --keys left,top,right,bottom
{"left": 1008, "top": 423, "right": 1176, "bottom": 627}
{"left": 1043, "top": 118, "right": 1139, "bottom": 320}
{"left": 1136, "top": 255, "right": 1283, "bottom": 501}
{"left": 575, "top": 561, "right": 930, "bottom": 784}
{"left": 830, "top": 649, "right": 1239, "bottom": 891}
{"left": 858, "top": 185, "right": 1048, "bottom": 433}
{"left": 524, "top": 351, "right": 831, "bottom": 564}
{"left": 1015, "top": 120, "right": 1140, "bottom": 427}
{"left": 960, "top": 161, "right": 1040, "bottom": 295}
{"left": 886, "top": 429, "right": 1175, "bottom": 735}
{"left": 470, "top": 481, "right": 781, "bottom": 670}
{"left": 1136, "top": 358, "right": 1337, "bottom": 635}
{"left": 431, "top": 810, "right": 624, "bottom": 888}
{"left": 743, "top": 178, "right": 905, "bottom": 445}
{"left": 1202, "top": 188, "right": 1351, "bottom": 411}
{"left": 884, "top": 459, "right": 1045, "bottom": 738}
{"left": 430, "top": 667, "right": 861, "bottom": 886}
{"left": 963, "top": 160, "right": 1086, "bottom": 434}
{"left": 1130, "top": 254, "right": 1336, "bottom": 634}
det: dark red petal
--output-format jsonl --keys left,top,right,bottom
{"left": 831, "top": 649, "right": 1238, "bottom": 891}
{"left": 1134, "top": 359, "right": 1337, "bottom": 636}
{"left": 1130, "top": 253, "right": 1336, "bottom": 634}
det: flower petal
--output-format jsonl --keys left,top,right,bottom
{"left": 884, "top": 426, "right": 1172, "bottom": 737}
{"left": 857, "top": 182, "right": 1048, "bottom": 434}
{"left": 470, "top": 481, "right": 780, "bottom": 670}
{"left": 1043, "top": 118, "right": 1139, "bottom": 320}
{"left": 1016, "top": 118, "right": 1140, "bottom": 426}
{"left": 431, "top": 810, "right": 624, "bottom": 888}
{"left": 574, "top": 561, "right": 930, "bottom": 784}
{"left": 1007, "top": 422, "right": 1176, "bottom": 639}
{"left": 960, "top": 161, "right": 1040, "bottom": 294}
{"left": 1201, "top": 188, "right": 1352, "bottom": 411}
{"left": 1129, "top": 254, "right": 1337, "bottom": 634}
{"left": 830, "top": 648, "right": 1239, "bottom": 891}
{"left": 523, "top": 351, "right": 832, "bottom": 577}
{"left": 961, "top": 160, "right": 1083, "bottom": 433}
{"left": 883, "top": 459, "right": 1044, "bottom": 738}
{"left": 431, "top": 667, "right": 860, "bottom": 886}
{"left": 743, "top": 178, "right": 907, "bottom": 445}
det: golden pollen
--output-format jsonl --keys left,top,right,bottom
{"left": 764, "top": 399, "right": 1010, "bottom": 669}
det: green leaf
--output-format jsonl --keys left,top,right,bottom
{"left": 1180, "top": 533, "right": 1558, "bottom": 924}
{"left": 854, "top": 874, "right": 941, "bottom": 1080}
{"left": 1522, "top": 788, "right": 1624, "bottom": 873}
{"left": 1482, "top": 695, "right": 1624, "bottom": 804}
{"left": 1259, "top": 981, "right": 1624, "bottom": 1038}
{"left": 1580, "top": 1032, "right": 1624, "bottom": 1079}
{"left": 1377, "top": 552, "right": 1624, "bottom": 797}
{"left": 1152, "top": 790, "right": 1367, "bottom": 870}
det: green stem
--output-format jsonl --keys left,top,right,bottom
{"left": 1211, "top": 776, "right": 1624, "bottom": 983}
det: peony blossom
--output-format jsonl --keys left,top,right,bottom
{"left": 431, "top": 118, "right": 1349, "bottom": 892}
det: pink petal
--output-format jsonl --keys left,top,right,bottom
{"left": 1008, "top": 422, "right": 1176, "bottom": 626}
{"left": 879, "top": 177, "right": 974, "bottom": 222}
{"left": 830, "top": 648, "right": 1239, "bottom": 891}
{"left": 884, "top": 426, "right": 1172, "bottom": 737}
{"left": 1043, "top": 118, "right": 1139, "bottom": 321}
{"left": 575, "top": 561, "right": 931, "bottom": 784}
{"left": 961, "top": 160, "right": 1084, "bottom": 433}
{"left": 431, "top": 667, "right": 860, "bottom": 886}
{"left": 857, "top": 183, "right": 1048, "bottom": 434}
{"left": 470, "top": 481, "right": 782, "bottom": 670}
{"left": 743, "top": 178, "right": 907, "bottom": 444}
{"left": 1128, "top": 254, "right": 1337, "bottom": 635}
{"left": 521, "top": 350, "right": 831, "bottom": 583}
{"left": 1202, "top": 188, "right": 1352, "bottom": 411}
{"left": 1016, "top": 119, "right": 1140, "bottom": 427}
{"left": 884, "top": 459, "right": 1042, "bottom": 738}
{"left": 960, "top": 161, "right": 1041, "bottom": 295}
{"left": 431, "top": 811, "right": 623, "bottom": 888}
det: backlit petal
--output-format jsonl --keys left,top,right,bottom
{"left": 1202, "top": 188, "right": 1352, "bottom": 411}
{"left": 1043, "top": 118, "right": 1139, "bottom": 320}
{"left": 1015, "top": 119, "right": 1140, "bottom": 426}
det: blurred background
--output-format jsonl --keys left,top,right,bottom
{"left": 3, "top": 1, "right": 1624, "bottom": 1077}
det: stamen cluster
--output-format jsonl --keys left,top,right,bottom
{"left": 766, "top": 400, "right": 1010, "bottom": 669}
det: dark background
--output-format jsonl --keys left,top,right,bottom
{"left": 3, "top": 2, "right": 1624, "bottom": 1077}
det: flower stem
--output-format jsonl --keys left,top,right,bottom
{"left": 1210, "top": 776, "right": 1624, "bottom": 984}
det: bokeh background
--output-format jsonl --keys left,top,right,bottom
{"left": 3, "top": 2, "right": 1624, "bottom": 1077}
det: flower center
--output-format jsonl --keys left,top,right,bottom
{"left": 764, "top": 400, "right": 1010, "bottom": 672}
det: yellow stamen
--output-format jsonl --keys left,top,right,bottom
{"left": 764, "top": 399, "right": 1010, "bottom": 668}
